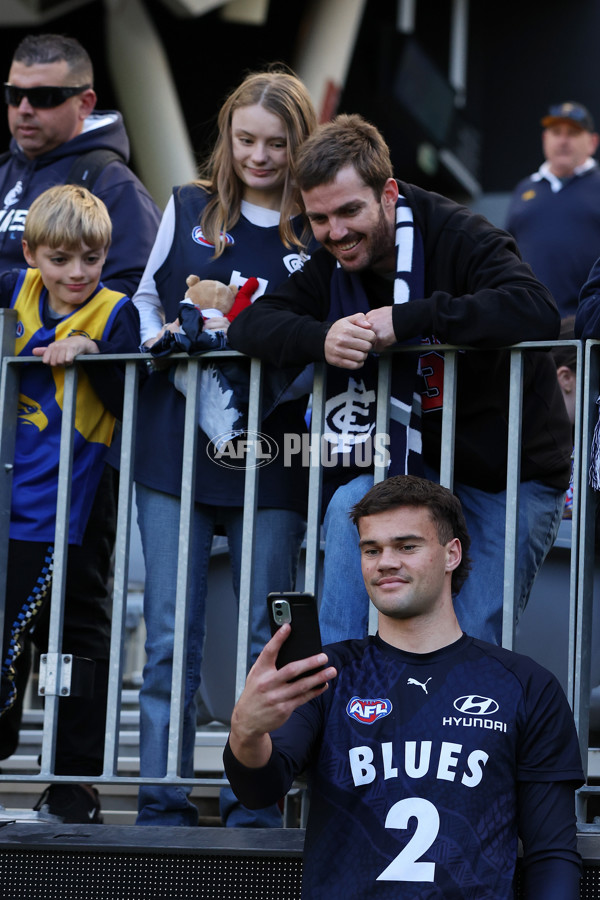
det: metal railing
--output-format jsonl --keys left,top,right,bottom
{"left": 0, "top": 307, "right": 596, "bottom": 824}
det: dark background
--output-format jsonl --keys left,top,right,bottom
{"left": 2, "top": 0, "right": 600, "bottom": 203}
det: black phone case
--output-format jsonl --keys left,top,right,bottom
{"left": 267, "top": 592, "right": 323, "bottom": 672}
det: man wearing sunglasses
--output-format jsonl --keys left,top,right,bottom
{"left": 0, "top": 34, "right": 161, "bottom": 827}
{"left": 505, "top": 101, "right": 600, "bottom": 318}
{"left": 0, "top": 32, "right": 160, "bottom": 297}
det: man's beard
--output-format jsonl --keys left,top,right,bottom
{"left": 331, "top": 206, "right": 395, "bottom": 273}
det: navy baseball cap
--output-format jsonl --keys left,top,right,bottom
{"left": 541, "top": 102, "right": 595, "bottom": 131}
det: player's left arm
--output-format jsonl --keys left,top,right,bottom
{"left": 517, "top": 779, "right": 582, "bottom": 899}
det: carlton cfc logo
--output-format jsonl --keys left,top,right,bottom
{"left": 191, "top": 226, "right": 234, "bottom": 248}
{"left": 346, "top": 696, "right": 393, "bottom": 724}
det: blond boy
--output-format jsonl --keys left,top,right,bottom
{"left": 0, "top": 185, "right": 139, "bottom": 819}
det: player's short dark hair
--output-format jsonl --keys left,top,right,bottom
{"left": 295, "top": 113, "right": 394, "bottom": 198}
{"left": 13, "top": 34, "right": 93, "bottom": 86}
{"left": 350, "top": 475, "right": 472, "bottom": 596}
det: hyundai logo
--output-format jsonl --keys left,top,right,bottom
{"left": 453, "top": 695, "right": 499, "bottom": 716}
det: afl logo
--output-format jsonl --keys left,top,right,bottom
{"left": 16, "top": 320, "right": 24, "bottom": 338}
{"left": 346, "top": 696, "right": 392, "bottom": 724}
{"left": 191, "top": 226, "right": 234, "bottom": 248}
{"left": 206, "top": 429, "right": 279, "bottom": 470}
{"left": 453, "top": 695, "right": 499, "bottom": 716}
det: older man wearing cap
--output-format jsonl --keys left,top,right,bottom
{"left": 505, "top": 101, "right": 600, "bottom": 317}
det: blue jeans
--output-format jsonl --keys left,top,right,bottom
{"left": 319, "top": 471, "right": 565, "bottom": 646}
{"left": 135, "top": 483, "right": 306, "bottom": 826}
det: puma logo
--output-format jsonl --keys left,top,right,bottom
{"left": 407, "top": 677, "right": 432, "bottom": 694}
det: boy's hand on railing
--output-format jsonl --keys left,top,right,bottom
{"left": 32, "top": 335, "right": 100, "bottom": 366}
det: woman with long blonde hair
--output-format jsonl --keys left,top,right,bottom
{"left": 132, "top": 65, "right": 317, "bottom": 828}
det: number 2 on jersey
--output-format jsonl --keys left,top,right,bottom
{"left": 376, "top": 797, "right": 439, "bottom": 883}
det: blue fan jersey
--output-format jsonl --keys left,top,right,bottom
{"left": 2, "top": 267, "right": 133, "bottom": 543}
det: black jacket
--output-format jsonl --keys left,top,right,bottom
{"left": 229, "top": 181, "right": 571, "bottom": 491}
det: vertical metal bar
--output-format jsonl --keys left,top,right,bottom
{"left": 449, "top": 0, "right": 469, "bottom": 106}
{"left": 574, "top": 341, "right": 598, "bottom": 769}
{"left": 103, "top": 360, "right": 139, "bottom": 775}
{"left": 396, "top": 0, "right": 416, "bottom": 32}
{"left": 501, "top": 350, "right": 523, "bottom": 651}
{"left": 366, "top": 355, "right": 394, "bottom": 635}
{"left": 0, "top": 310, "right": 19, "bottom": 650}
{"left": 566, "top": 340, "right": 584, "bottom": 709}
{"left": 235, "top": 357, "right": 263, "bottom": 701}
{"left": 439, "top": 350, "right": 458, "bottom": 490}
{"left": 166, "top": 358, "right": 200, "bottom": 777}
{"left": 39, "top": 364, "right": 77, "bottom": 775}
{"left": 304, "top": 363, "right": 325, "bottom": 598}
{"left": 374, "top": 354, "right": 392, "bottom": 486}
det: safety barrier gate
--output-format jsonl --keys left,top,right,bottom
{"left": 0, "top": 307, "right": 597, "bottom": 832}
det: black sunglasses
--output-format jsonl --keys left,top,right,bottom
{"left": 3, "top": 83, "right": 91, "bottom": 109}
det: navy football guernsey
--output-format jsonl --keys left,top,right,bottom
{"left": 134, "top": 185, "right": 314, "bottom": 511}
{"left": 225, "top": 633, "right": 583, "bottom": 899}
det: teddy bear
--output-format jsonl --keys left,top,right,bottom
{"left": 149, "top": 275, "right": 258, "bottom": 359}
{"left": 183, "top": 274, "right": 258, "bottom": 323}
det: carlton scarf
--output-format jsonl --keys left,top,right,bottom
{"left": 325, "top": 194, "right": 424, "bottom": 482}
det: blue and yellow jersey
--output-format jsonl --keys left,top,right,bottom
{"left": 4, "top": 267, "right": 135, "bottom": 543}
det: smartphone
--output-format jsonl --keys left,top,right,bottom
{"left": 267, "top": 592, "right": 323, "bottom": 678}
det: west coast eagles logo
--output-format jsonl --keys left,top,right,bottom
{"left": 67, "top": 329, "right": 92, "bottom": 339}
{"left": 191, "top": 226, "right": 234, "bottom": 248}
{"left": 346, "top": 696, "right": 393, "bottom": 724}
{"left": 17, "top": 394, "right": 48, "bottom": 432}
